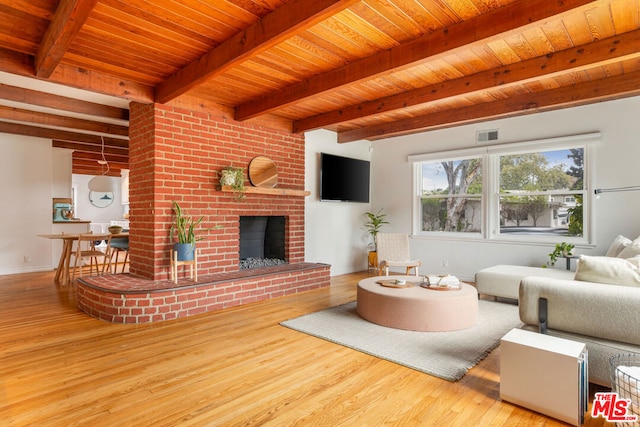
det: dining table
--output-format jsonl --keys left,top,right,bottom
{"left": 38, "top": 232, "right": 129, "bottom": 284}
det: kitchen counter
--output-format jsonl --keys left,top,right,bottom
{"left": 53, "top": 220, "right": 91, "bottom": 224}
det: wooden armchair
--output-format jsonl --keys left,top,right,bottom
{"left": 376, "top": 233, "right": 421, "bottom": 276}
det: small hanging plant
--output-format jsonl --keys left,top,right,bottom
{"left": 219, "top": 166, "right": 245, "bottom": 200}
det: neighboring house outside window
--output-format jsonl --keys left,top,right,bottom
{"left": 411, "top": 134, "right": 594, "bottom": 244}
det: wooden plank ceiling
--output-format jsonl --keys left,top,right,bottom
{"left": 0, "top": 0, "right": 639, "bottom": 175}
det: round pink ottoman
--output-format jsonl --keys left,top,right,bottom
{"left": 356, "top": 276, "right": 478, "bottom": 332}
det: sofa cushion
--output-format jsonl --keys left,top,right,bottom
{"left": 575, "top": 255, "right": 640, "bottom": 286}
{"left": 618, "top": 238, "right": 640, "bottom": 259}
{"left": 606, "top": 234, "right": 632, "bottom": 257}
{"left": 475, "top": 264, "right": 574, "bottom": 299}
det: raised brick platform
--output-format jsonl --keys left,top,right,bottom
{"left": 77, "top": 263, "right": 331, "bottom": 324}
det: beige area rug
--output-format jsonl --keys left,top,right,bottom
{"left": 281, "top": 300, "right": 522, "bottom": 381}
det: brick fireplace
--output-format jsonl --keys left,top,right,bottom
{"left": 128, "top": 102, "right": 310, "bottom": 281}
{"left": 75, "top": 102, "right": 331, "bottom": 323}
{"left": 239, "top": 216, "right": 286, "bottom": 269}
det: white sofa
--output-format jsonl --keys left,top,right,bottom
{"left": 475, "top": 265, "right": 574, "bottom": 300}
{"left": 519, "top": 275, "right": 640, "bottom": 387}
{"left": 480, "top": 234, "right": 640, "bottom": 386}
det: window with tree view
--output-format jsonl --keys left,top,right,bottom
{"left": 414, "top": 143, "right": 587, "bottom": 241}
{"left": 418, "top": 158, "right": 482, "bottom": 233}
{"left": 499, "top": 148, "right": 584, "bottom": 237}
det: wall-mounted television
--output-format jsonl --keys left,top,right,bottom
{"left": 320, "top": 152, "right": 370, "bottom": 203}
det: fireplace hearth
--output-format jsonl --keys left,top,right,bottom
{"left": 239, "top": 216, "right": 286, "bottom": 270}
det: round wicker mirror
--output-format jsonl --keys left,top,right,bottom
{"left": 248, "top": 156, "right": 278, "bottom": 188}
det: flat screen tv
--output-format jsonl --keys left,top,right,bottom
{"left": 320, "top": 152, "right": 370, "bottom": 203}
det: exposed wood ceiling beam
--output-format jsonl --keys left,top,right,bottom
{"left": 70, "top": 152, "right": 128, "bottom": 176}
{"left": 235, "top": 0, "right": 596, "bottom": 121}
{"left": 338, "top": 70, "right": 640, "bottom": 143}
{"left": 35, "top": 0, "right": 99, "bottom": 78}
{"left": 0, "top": 84, "right": 129, "bottom": 120}
{"left": 0, "top": 121, "right": 128, "bottom": 146}
{"left": 71, "top": 149, "right": 128, "bottom": 163}
{"left": 53, "top": 139, "right": 128, "bottom": 157}
{"left": 72, "top": 157, "right": 128, "bottom": 168}
{"left": 0, "top": 48, "right": 154, "bottom": 103}
{"left": 71, "top": 162, "right": 123, "bottom": 176}
{"left": 0, "top": 105, "right": 128, "bottom": 136}
{"left": 294, "top": 30, "right": 640, "bottom": 133}
{"left": 155, "top": 0, "right": 360, "bottom": 103}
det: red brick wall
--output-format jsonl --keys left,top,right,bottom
{"left": 128, "top": 103, "right": 307, "bottom": 281}
{"left": 77, "top": 264, "right": 330, "bottom": 323}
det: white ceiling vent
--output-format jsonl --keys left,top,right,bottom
{"left": 477, "top": 129, "right": 499, "bottom": 143}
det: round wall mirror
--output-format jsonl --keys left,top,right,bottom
{"left": 89, "top": 191, "right": 114, "bottom": 208}
{"left": 248, "top": 156, "right": 278, "bottom": 188}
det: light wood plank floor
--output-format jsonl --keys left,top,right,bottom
{"left": 0, "top": 270, "right": 612, "bottom": 426}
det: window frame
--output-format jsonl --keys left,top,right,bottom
{"left": 412, "top": 153, "right": 485, "bottom": 239}
{"left": 410, "top": 133, "right": 598, "bottom": 245}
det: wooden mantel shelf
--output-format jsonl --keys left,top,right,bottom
{"left": 218, "top": 185, "right": 310, "bottom": 197}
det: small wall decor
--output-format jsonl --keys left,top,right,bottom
{"left": 248, "top": 156, "right": 278, "bottom": 188}
{"left": 89, "top": 191, "right": 114, "bottom": 208}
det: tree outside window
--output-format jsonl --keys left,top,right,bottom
{"left": 419, "top": 159, "right": 482, "bottom": 233}
{"left": 499, "top": 148, "right": 584, "bottom": 237}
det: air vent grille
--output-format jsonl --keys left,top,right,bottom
{"left": 477, "top": 129, "right": 499, "bottom": 143}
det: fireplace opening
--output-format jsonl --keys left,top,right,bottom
{"left": 239, "top": 216, "right": 286, "bottom": 270}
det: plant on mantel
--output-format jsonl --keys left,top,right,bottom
{"left": 219, "top": 165, "right": 246, "bottom": 200}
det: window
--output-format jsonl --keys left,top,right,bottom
{"left": 498, "top": 148, "right": 585, "bottom": 237}
{"left": 417, "top": 158, "right": 483, "bottom": 234}
{"left": 412, "top": 135, "right": 593, "bottom": 243}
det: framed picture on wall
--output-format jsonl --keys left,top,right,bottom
{"left": 89, "top": 191, "right": 114, "bottom": 208}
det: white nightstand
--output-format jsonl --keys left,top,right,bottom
{"left": 500, "top": 328, "right": 588, "bottom": 426}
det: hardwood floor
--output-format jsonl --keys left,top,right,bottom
{"left": 0, "top": 270, "right": 612, "bottom": 426}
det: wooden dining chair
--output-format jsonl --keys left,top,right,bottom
{"left": 71, "top": 232, "right": 112, "bottom": 281}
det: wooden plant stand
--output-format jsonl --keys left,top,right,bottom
{"left": 170, "top": 249, "right": 198, "bottom": 284}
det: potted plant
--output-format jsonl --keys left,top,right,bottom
{"left": 365, "top": 209, "right": 389, "bottom": 269}
{"left": 219, "top": 165, "right": 245, "bottom": 200}
{"left": 544, "top": 242, "right": 575, "bottom": 267}
{"left": 170, "top": 201, "right": 204, "bottom": 261}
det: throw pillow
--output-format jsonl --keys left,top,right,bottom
{"left": 575, "top": 255, "right": 640, "bottom": 287}
{"left": 606, "top": 235, "right": 632, "bottom": 257}
{"left": 618, "top": 239, "right": 640, "bottom": 259}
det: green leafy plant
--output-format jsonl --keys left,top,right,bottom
{"left": 365, "top": 209, "right": 389, "bottom": 249}
{"left": 169, "top": 201, "right": 205, "bottom": 244}
{"left": 567, "top": 194, "right": 583, "bottom": 236}
{"left": 220, "top": 166, "right": 245, "bottom": 200}
{"left": 544, "top": 242, "right": 575, "bottom": 268}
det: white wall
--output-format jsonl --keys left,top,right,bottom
{"left": 369, "top": 96, "right": 640, "bottom": 281}
{"left": 72, "top": 174, "right": 125, "bottom": 229}
{"left": 305, "top": 130, "right": 372, "bottom": 275}
{"left": 0, "top": 133, "right": 125, "bottom": 275}
{"left": 0, "top": 135, "right": 54, "bottom": 274}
